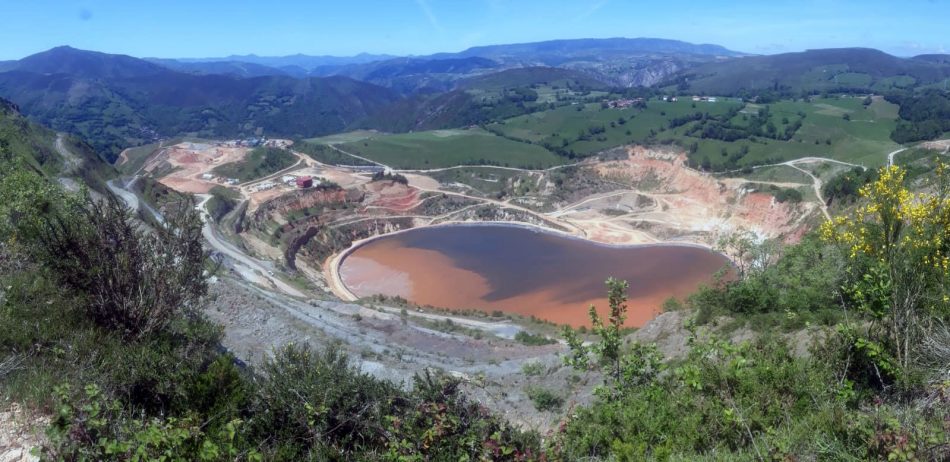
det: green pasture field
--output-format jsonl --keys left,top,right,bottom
{"left": 338, "top": 127, "right": 565, "bottom": 169}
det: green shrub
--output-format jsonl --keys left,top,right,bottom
{"left": 553, "top": 337, "right": 862, "bottom": 460}
{"left": 249, "top": 343, "right": 399, "bottom": 457}
{"left": 514, "top": 330, "right": 557, "bottom": 346}
{"left": 7, "top": 188, "right": 207, "bottom": 339}
{"left": 771, "top": 186, "right": 803, "bottom": 203}
{"left": 206, "top": 186, "right": 240, "bottom": 222}
{"left": 525, "top": 386, "right": 563, "bottom": 412}
{"left": 386, "top": 372, "right": 541, "bottom": 461}
{"left": 521, "top": 361, "right": 545, "bottom": 376}
{"left": 691, "top": 233, "right": 845, "bottom": 329}
{"left": 43, "top": 383, "right": 258, "bottom": 461}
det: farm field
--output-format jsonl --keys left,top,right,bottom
{"left": 338, "top": 127, "right": 566, "bottom": 169}
{"left": 726, "top": 97, "right": 900, "bottom": 167}
{"left": 489, "top": 99, "right": 741, "bottom": 156}
{"left": 303, "top": 130, "right": 380, "bottom": 145}
{"left": 489, "top": 96, "right": 900, "bottom": 170}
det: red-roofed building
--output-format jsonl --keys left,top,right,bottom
{"left": 295, "top": 176, "right": 313, "bottom": 188}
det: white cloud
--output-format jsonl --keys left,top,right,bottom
{"left": 575, "top": 0, "right": 609, "bottom": 21}
{"left": 415, "top": 0, "right": 445, "bottom": 34}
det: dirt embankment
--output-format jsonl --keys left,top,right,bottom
{"left": 920, "top": 139, "right": 950, "bottom": 153}
{"left": 586, "top": 146, "right": 818, "bottom": 245}
{"left": 361, "top": 180, "right": 422, "bottom": 212}
{"left": 252, "top": 186, "right": 362, "bottom": 226}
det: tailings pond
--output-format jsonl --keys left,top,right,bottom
{"left": 339, "top": 224, "right": 731, "bottom": 327}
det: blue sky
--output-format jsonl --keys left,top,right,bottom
{"left": 1, "top": 0, "right": 948, "bottom": 60}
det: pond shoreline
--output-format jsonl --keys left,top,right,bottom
{"left": 327, "top": 221, "right": 732, "bottom": 326}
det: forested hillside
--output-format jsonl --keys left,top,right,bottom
{"left": 666, "top": 48, "right": 950, "bottom": 96}
{"left": 0, "top": 98, "right": 113, "bottom": 190}
{"left": 888, "top": 90, "right": 950, "bottom": 143}
{"left": 0, "top": 47, "right": 399, "bottom": 162}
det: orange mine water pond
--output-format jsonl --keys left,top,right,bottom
{"left": 339, "top": 224, "right": 732, "bottom": 327}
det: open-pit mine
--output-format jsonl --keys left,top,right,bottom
{"left": 124, "top": 139, "right": 820, "bottom": 326}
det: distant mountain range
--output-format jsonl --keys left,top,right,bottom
{"left": 144, "top": 52, "right": 398, "bottom": 79}
{"left": 0, "top": 47, "right": 399, "bottom": 161}
{"left": 1, "top": 39, "right": 948, "bottom": 163}
{"left": 140, "top": 37, "right": 746, "bottom": 92}
{"left": 323, "top": 38, "right": 745, "bottom": 92}
{"left": 173, "top": 52, "right": 397, "bottom": 70}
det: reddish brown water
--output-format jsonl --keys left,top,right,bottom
{"left": 339, "top": 224, "right": 731, "bottom": 327}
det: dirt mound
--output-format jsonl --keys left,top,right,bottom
{"left": 363, "top": 181, "right": 421, "bottom": 212}
{"left": 175, "top": 152, "right": 201, "bottom": 164}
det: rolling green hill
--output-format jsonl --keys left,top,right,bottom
{"left": 667, "top": 48, "right": 950, "bottom": 96}
{"left": 888, "top": 90, "right": 950, "bottom": 143}
{"left": 364, "top": 68, "right": 615, "bottom": 134}
{"left": 4, "top": 45, "right": 946, "bottom": 171}
{"left": 489, "top": 95, "right": 900, "bottom": 169}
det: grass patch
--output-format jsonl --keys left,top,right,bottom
{"left": 525, "top": 386, "right": 564, "bottom": 412}
{"left": 736, "top": 164, "right": 812, "bottom": 184}
{"left": 515, "top": 330, "right": 557, "bottom": 346}
{"left": 338, "top": 127, "right": 565, "bottom": 169}
{"left": 521, "top": 362, "right": 545, "bottom": 376}
{"left": 427, "top": 167, "right": 536, "bottom": 197}
{"left": 303, "top": 130, "right": 379, "bottom": 145}
{"left": 211, "top": 146, "right": 296, "bottom": 182}
{"left": 295, "top": 141, "right": 374, "bottom": 166}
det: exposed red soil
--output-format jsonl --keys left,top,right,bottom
{"left": 362, "top": 181, "right": 422, "bottom": 212}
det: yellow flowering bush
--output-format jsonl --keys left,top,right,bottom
{"left": 821, "top": 162, "right": 950, "bottom": 377}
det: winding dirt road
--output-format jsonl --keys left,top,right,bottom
{"left": 194, "top": 194, "right": 306, "bottom": 298}
{"left": 887, "top": 147, "right": 908, "bottom": 166}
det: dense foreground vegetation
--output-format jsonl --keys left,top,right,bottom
{"left": 0, "top": 158, "right": 539, "bottom": 460}
{"left": 1, "top": 142, "right": 948, "bottom": 460}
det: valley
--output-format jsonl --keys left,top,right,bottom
{"left": 121, "top": 130, "right": 826, "bottom": 317}
{"left": 110, "top": 87, "right": 930, "bottom": 330}
{"left": 101, "top": 119, "right": 946, "bottom": 435}
{"left": 2, "top": 23, "right": 950, "bottom": 459}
